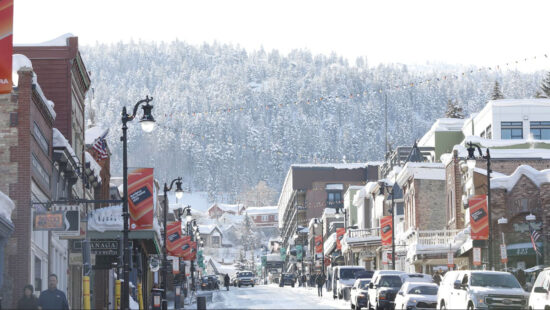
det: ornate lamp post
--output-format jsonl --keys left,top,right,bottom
{"left": 121, "top": 96, "right": 155, "bottom": 310}
{"left": 161, "top": 178, "right": 183, "bottom": 310}
{"left": 466, "top": 142, "right": 493, "bottom": 270}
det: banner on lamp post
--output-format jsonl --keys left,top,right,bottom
{"left": 473, "top": 247, "right": 482, "bottom": 266}
{"left": 380, "top": 216, "right": 393, "bottom": 246}
{"left": 469, "top": 195, "right": 489, "bottom": 240}
{"left": 0, "top": 0, "right": 13, "bottom": 94}
{"left": 336, "top": 228, "right": 345, "bottom": 250}
{"left": 166, "top": 221, "right": 184, "bottom": 256}
{"left": 315, "top": 236, "right": 323, "bottom": 254}
{"left": 128, "top": 168, "right": 155, "bottom": 230}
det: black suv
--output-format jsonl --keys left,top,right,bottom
{"left": 368, "top": 274, "right": 403, "bottom": 310}
{"left": 281, "top": 273, "right": 296, "bottom": 287}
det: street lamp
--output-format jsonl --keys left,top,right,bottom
{"left": 162, "top": 177, "right": 183, "bottom": 310}
{"left": 313, "top": 218, "right": 325, "bottom": 276}
{"left": 121, "top": 96, "right": 155, "bottom": 310}
{"left": 466, "top": 142, "right": 493, "bottom": 270}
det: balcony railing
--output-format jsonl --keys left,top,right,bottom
{"left": 409, "top": 229, "right": 461, "bottom": 247}
{"left": 347, "top": 228, "right": 379, "bottom": 239}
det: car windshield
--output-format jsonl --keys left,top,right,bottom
{"left": 239, "top": 272, "right": 253, "bottom": 277}
{"left": 340, "top": 269, "right": 363, "bottom": 280}
{"left": 470, "top": 273, "right": 522, "bottom": 289}
{"left": 407, "top": 285, "right": 438, "bottom": 295}
{"left": 379, "top": 275, "right": 402, "bottom": 287}
{"left": 359, "top": 280, "right": 371, "bottom": 289}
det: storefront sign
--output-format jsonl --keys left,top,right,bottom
{"left": 72, "top": 239, "right": 132, "bottom": 256}
{"left": 473, "top": 247, "right": 482, "bottom": 266}
{"left": 128, "top": 168, "right": 155, "bottom": 230}
{"left": 380, "top": 216, "right": 392, "bottom": 246}
{"left": 33, "top": 211, "right": 79, "bottom": 234}
{"left": 469, "top": 195, "right": 489, "bottom": 240}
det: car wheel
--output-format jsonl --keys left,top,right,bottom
{"left": 440, "top": 301, "right": 447, "bottom": 310}
{"left": 351, "top": 303, "right": 355, "bottom": 310}
{"left": 467, "top": 303, "right": 474, "bottom": 310}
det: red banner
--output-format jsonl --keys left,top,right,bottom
{"left": 336, "top": 228, "right": 345, "bottom": 250}
{"left": 178, "top": 236, "right": 192, "bottom": 258}
{"left": 315, "top": 235, "right": 323, "bottom": 253}
{"left": 469, "top": 195, "right": 489, "bottom": 240}
{"left": 166, "top": 221, "right": 184, "bottom": 256}
{"left": 0, "top": 0, "right": 13, "bottom": 94}
{"left": 128, "top": 168, "right": 155, "bottom": 230}
{"left": 183, "top": 241, "right": 197, "bottom": 261}
{"left": 380, "top": 216, "right": 393, "bottom": 246}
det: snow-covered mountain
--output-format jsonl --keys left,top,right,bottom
{"left": 81, "top": 41, "right": 545, "bottom": 201}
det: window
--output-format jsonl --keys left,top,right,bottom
{"left": 327, "top": 192, "right": 342, "bottom": 203}
{"left": 501, "top": 122, "right": 523, "bottom": 139}
{"left": 32, "top": 154, "right": 50, "bottom": 186}
{"left": 261, "top": 215, "right": 269, "bottom": 221}
{"left": 530, "top": 121, "right": 550, "bottom": 140}
{"left": 34, "top": 256, "right": 42, "bottom": 291}
{"left": 33, "top": 123, "right": 49, "bottom": 154}
{"left": 211, "top": 236, "right": 220, "bottom": 247}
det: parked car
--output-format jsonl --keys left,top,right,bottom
{"left": 350, "top": 278, "right": 371, "bottom": 310}
{"left": 394, "top": 281, "right": 438, "bottom": 310}
{"left": 281, "top": 273, "right": 296, "bottom": 287}
{"left": 437, "top": 270, "right": 529, "bottom": 310}
{"left": 367, "top": 270, "right": 406, "bottom": 310}
{"left": 200, "top": 275, "right": 220, "bottom": 290}
{"left": 528, "top": 267, "right": 550, "bottom": 310}
{"left": 235, "top": 271, "right": 255, "bottom": 287}
{"left": 332, "top": 265, "right": 367, "bottom": 300}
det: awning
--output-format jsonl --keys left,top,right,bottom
{"left": 87, "top": 230, "right": 162, "bottom": 255}
{"left": 507, "top": 242, "right": 543, "bottom": 257}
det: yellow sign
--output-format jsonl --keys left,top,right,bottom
{"left": 34, "top": 212, "right": 64, "bottom": 230}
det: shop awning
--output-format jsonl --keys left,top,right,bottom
{"left": 506, "top": 242, "right": 543, "bottom": 257}
{"left": 87, "top": 230, "right": 162, "bottom": 254}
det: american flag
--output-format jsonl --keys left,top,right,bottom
{"left": 93, "top": 137, "right": 109, "bottom": 160}
{"left": 529, "top": 224, "right": 542, "bottom": 257}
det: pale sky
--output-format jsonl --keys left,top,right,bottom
{"left": 13, "top": 0, "right": 550, "bottom": 68}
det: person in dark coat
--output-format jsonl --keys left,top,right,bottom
{"left": 17, "top": 284, "right": 39, "bottom": 310}
{"left": 224, "top": 274, "right": 230, "bottom": 291}
{"left": 432, "top": 269, "right": 442, "bottom": 285}
{"left": 517, "top": 269, "right": 526, "bottom": 288}
{"left": 38, "top": 274, "right": 69, "bottom": 310}
{"left": 316, "top": 273, "right": 326, "bottom": 297}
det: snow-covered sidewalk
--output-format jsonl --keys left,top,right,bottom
{"left": 208, "top": 284, "right": 349, "bottom": 309}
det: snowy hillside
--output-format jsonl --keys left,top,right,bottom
{"left": 81, "top": 41, "right": 545, "bottom": 201}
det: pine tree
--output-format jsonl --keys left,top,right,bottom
{"left": 540, "top": 72, "right": 550, "bottom": 97}
{"left": 444, "top": 100, "right": 464, "bottom": 119}
{"left": 491, "top": 81, "right": 505, "bottom": 100}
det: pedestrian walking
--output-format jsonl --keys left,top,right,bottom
{"left": 516, "top": 269, "right": 526, "bottom": 288}
{"left": 432, "top": 269, "right": 442, "bottom": 285}
{"left": 224, "top": 273, "right": 230, "bottom": 291}
{"left": 301, "top": 274, "right": 306, "bottom": 287}
{"left": 38, "top": 274, "right": 69, "bottom": 310}
{"left": 17, "top": 284, "right": 39, "bottom": 310}
{"left": 316, "top": 273, "right": 325, "bottom": 297}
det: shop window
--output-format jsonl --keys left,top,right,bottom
{"left": 530, "top": 121, "right": 550, "bottom": 140}
{"left": 501, "top": 122, "right": 523, "bottom": 139}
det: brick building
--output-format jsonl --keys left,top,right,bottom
{"left": 245, "top": 206, "right": 278, "bottom": 228}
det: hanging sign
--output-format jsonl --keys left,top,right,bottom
{"left": 33, "top": 211, "right": 79, "bottom": 234}
{"left": 469, "top": 195, "right": 489, "bottom": 240}
{"left": 447, "top": 252, "right": 454, "bottom": 268}
{"left": 473, "top": 247, "right": 482, "bottom": 266}
{"left": 500, "top": 244, "right": 508, "bottom": 263}
{"left": 128, "top": 168, "right": 155, "bottom": 230}
{"left": 166, "top": 221, "right": 184, "bottom": 256}
{"left": 380, "top": 216, "right": 393, "bottom": 246}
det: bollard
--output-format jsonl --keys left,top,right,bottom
{"left": 115, "top": 280, "right": 121, "bottom": 310}
{"left": 197, "top": 296, "right": 207, "bottom": 310}
{"left": 83, "top": 276, "right": 91, "bottom": 310}
{"left": 138, "top": 282, "right": 144, "bottom": 310}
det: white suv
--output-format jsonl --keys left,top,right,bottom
{"left": 437, "top": 270, "right": 529, "bottom": 310}
{"left": 528, "top": 267, "right": 550, "bottom": 310}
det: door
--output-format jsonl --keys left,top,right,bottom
{"left": 451, "top": 272, "right": 469, "bottom": 308}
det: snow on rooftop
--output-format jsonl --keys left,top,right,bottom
{"left": 464, "top": 136, "right": 550, "bottom": 148}
{"left": 487, "top": 98, "right": 550, "bottom": 107}
{"left": 12, "top": 54, "right": 56, "bottom": 118}
{"left": 292, "top": 162, "right": 374, "bottom": 170}
{"left": 451, "top": 144, "right": 550, "bottom": 160}
{"left": 53, "top": 128, "right": 78, "bottom": 162}
{"left": 0, "top": 190, "right": 14, "bottom": 223}
{"left": 324, "top": 232, "right": 337, "bottom": 256}
{"left": 396, "top": 162, "right": 445, "bottom": 186}
{"left": 85, "top": 151, "right": 102, "bottom": 184}
{"left": 198, "top": 224, "right": 222, "bottom": 235}
{"left": 15, "top": 33, "right": 74, "bottom": 47}
{"left": 490, "top": 165, "right": 550, "bottom": 191}
{"left": 245, "top": 206, "right": 278, "bottom": 215}
{"left": 85, "top": 126, "right": 109, "bottom": 145}
{"left": 210, "top": 203, "right": 244, "bottom": 213}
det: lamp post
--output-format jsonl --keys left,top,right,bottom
{"left": 313, "top": 218, "right": 325, "bottom": 276}
{"left": 162, "top": 178, "right": 184, "bottom": 310}
{"left": 466, "top": 142, "right": 493, "bottom": 270}
{"left": 121, "top": 96, "right": 155, "bottom": 310}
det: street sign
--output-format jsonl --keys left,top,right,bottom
{"left": 473, "top": 247, "right": 481, "bottom": 266}
{"left": 500, "top": 244, "right": 508, "bottom": 263}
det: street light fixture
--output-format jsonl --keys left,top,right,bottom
{"left": 121, "top": 96, "right": 155, "bottom": 310}
{"left": 162, "top": 177, "right": 183, "bottom": 310}
{"left": 526, "top": 213, "right": 536, "bottom": 222}
{"left": 466, "top": 141, "right": 493, "bottom": 270}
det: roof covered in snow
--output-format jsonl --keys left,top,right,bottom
{"left": 209, "top": 203, "right": 244, "bottom": 213}
{"left": 53, "top": 128, "right": 78, "bottom": 162}
{"left": 396, "top": 162, "right": 445, "bottom": 186}
{"left": 85, "top": 126, "right": 109, "bottom": 145}
{"left": 490, "top": 165, "right": 550, "bottom": 191}
{"left": 84, "top": 151, "right": 102, "bottom": 184}
{"left": 245, "top": 206, "right": 278, "bottom": 215}
{"left": 198, "top": 224, "right": 223, "bottom": 235}
{"left": 0, "top": 190, "right": 15, "bottom": 223}
{"left": 292, "top": 162, "right": 381, "bottom": 170}
{"left": 15, "top": 33, "right": 74, "bottom": 47}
